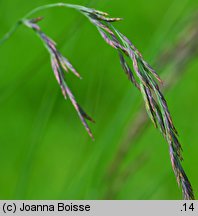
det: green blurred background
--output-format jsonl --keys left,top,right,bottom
{"left": 0, "top": 0, "right": 198, "bottom": 200}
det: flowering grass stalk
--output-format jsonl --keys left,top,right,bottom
{"left": 0, "top": 3, "right": 194, "bottom": 199}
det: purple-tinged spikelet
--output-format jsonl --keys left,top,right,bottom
{"left": 14, "top": 4, "right": 193, "bottom": 199}
{"left": 23, "top": 18, "right": 94, "bottom": 139}
{"left": 79, "top": 7, "right": 194, "bottom": 199}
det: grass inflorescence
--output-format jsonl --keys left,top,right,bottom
{"left": 0, "top": 3, "right": 194, "bottom": 200}
{"left": 23, "top": 17, "right": 95, "bottom": 139}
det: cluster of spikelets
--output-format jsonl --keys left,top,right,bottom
{"left": 23, "top": 16, "right": 95, "bottom": 139}
{"left": 17, "top": 4, "right": 194, "bottom": 199}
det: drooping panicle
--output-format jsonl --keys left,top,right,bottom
{"left": 15, "top": 4, "right": 193, "bottom": 199}
{"left": 23, "top": 17, "right": 94, "bottom": 139}
{"left": 77, "top": 6, "right": 194, "bottom": 199}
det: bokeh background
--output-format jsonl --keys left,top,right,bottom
{"left": 0, "top": 0, "right": 198, "bottom": 200}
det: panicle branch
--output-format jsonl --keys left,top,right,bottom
{"left": 23, "top": 17, "right": 95, "bottom": 139}
{"left": 79, "top": 6, "right": 194, "bottom": 199}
